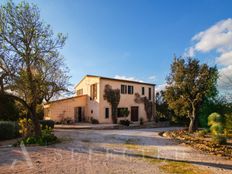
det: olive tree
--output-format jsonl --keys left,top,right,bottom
{"left": 164, "top": 57, "right": 218, "bottom": 132}
{"left": 0, "top": 1, "right": 70, "bottom": 137}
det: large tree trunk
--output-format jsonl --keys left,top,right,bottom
{"left": 194, "top": 114, "right": 198, "bottom": 130}
{"left": 31, "top": 103, "right": 41, "bottom": 138}
{"left": 188, "top": 105, "right": 197, "bottom": 132}
{"left": 111, "top": 106, "right": 118, "bottom": 124}
{"left": 188, "top": 117, "right": 195, "bottom": 132}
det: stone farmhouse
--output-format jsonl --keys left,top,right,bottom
{"left": 44, "top": 75, "right": 156, "bottom": 123}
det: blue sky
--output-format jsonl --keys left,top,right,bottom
{"left": 3, "top": 0, "right": 232, "bottom": 90}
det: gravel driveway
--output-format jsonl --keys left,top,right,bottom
{"left": 0, "top": 127, "right": 231, "bottom": 174}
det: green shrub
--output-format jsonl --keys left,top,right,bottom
{"left": 18, "top": 118, "right": 34, "bottom": 138}
{"left": 39, "top": 120, "right": 55, "bottom": 130}
{"left": 0, "top": 121, "right": 19, "bottom": 140}
{"left": 212, "top": 135, "right": 227, "bottom": 145}
{"left": 208, "top": 112, "right": 227, "bottom": 144}
{"left": 24, "top": 136, "right": 37, "bottom": 144}
{"left": 208, "top": 113, "right": 224, "bottom": 135}
{"left": 198, "top": 97, "right": 230, "bottom": 128}
{"left": 119, "top": 120, "right": 130, "bottom": 126}
{"left": 90, "top": 117, "right": 99, "bottom": 124}
{"left": 20, "top": 127, "right": 58, "bottom": 146}
{"left": 60, "top": 117, "right": 74, "bottom": 125}
{"left": 139, "top": 118, "right": 144, "bottom": 125}
{"left": 209, "top": 123, "right": 224, "bottom": 135}
{"left": 37, "top": 128, "right": 58, "bottom": 145}
{"left": 208, "top": 112, "right": 223, "bottom": 125}
{"left": 224, "top": 113, "right": 232, "bottom": 137}
{"left": 196, "top": 129, "right": 209, "bottom": 137}
{"left": 0, "top": 95, "right": 19, "bottom": 121}
{"left": 224, "top": 113, "right": 232, "bottom": 130}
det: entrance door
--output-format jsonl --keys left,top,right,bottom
{"left": 78, "top": 107, "right": 82, "bottom": 122}
{"left": 131, "top": 106, "right": 139, "bottom": 122}
{"left": 75, "top": 107, "right": 83, "bottom": 123}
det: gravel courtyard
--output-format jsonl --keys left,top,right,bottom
{"left": 0, "top": 127, "right": 232, "bottom": 174}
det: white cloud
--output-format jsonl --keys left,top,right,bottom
{"left": 114, "top": 75, "right": 144, "bottom": 82}
{"left": 218, "top": 65, "right": 232, "bottom": 90}
{"left": 185, "top": 18, "right": 232, "bottom": 91}
{"left": 216, "top": 51, "right": 232, "bottom": 65}
{"left": 190, "top": 18, "right": 232, "bottom": 54}
{"left": 156, "top": 83, "right": 167, "bottom": 92}
{"left": 184, "top": 47, "right": 195, "bottom": 57}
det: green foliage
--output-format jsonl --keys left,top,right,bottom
{"left": 224, "top": 113, "right": 232, "bottom": 136}
{"left": 208, "top": 113, "right": 223, "bottom": 129}
{"left": 156, "top": 91, "right": 173, "bottom": 122}
{"left": 198, "top": 97, "right": 230, "bottom": 128}
{"left": 37, "top": 128, "right": 58, "bottom": 145}
{"left": 164, "top": 57, "right": 218, "bottom": 132}
{"left": 144, "top": 97, "right": 153, "bottom": 121}
{"left": 39, "top": 120, "right": 55, "bottom": 130}
{"left": 23, "top": 136, "right": 37, "bottom": 144}
{"left": 196, "top": 129, "right": 209, "bottom": 137}
{"left": 121, "top": 108, "right": 130, "bottom": 117}
{"left": 212, "top": 135, "right": 227, "bottom": 145}
{"left": 103, "top": 85, "right": 120, "bottom": 124}
{"left": 134, "top": 93, "right": 154, "bottom": 121}
{"left": 119, "top": 120, "right": 130, "bottom": 126}
{"left": 36, "top": 104, "right": 45, "bottom": 120}
{"left": 90, "top": 117, "right": 99, "bottom": 124}
{"left": 18, "top": 118, "right": 34, "bottom": 138}
{"left": 0, "top": 121, "right": 19, "bottom": 140}
{"left": 224, "top": 113, "right": 232, "bottom": 130}
{"left": 59, "top": 117, "right": 74, "bottom": 125}
{"left": 0, "top": 95, "right": 19, "bottom": 121}
{"left": 170, "top": 116, "right": 189, "bottom": 126}
{"left": 139, "top": 118, "right": 144, "bottom": 125}
{"left": 0, "top": 0, "right": 70, "bottom": 137}
{"left": 21, "top": 127, "right": 58, "bottom": 146}
{"left": 208, "top": 113, "right": 227, "bottom": 144}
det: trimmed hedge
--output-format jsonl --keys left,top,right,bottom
{"left": 39, "top": 120, "right": 55, "bottom": 130}
{"left": 0, "top": 121, "right": 19, "bottom": 140}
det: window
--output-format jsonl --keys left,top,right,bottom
{"left": 90, "top": 83, "right": 97, "bottom": 100}
{"left": 148, "top": 87, "right": 152, "bottom": 100}
{"left": 117, "top": 108, "right": 129, "bottom": 117}
{"left": 121, "top": 85, "right": 127, "bottom": 94}
{"left": 142, "top": 87, "right": 145, "bottom": 95}
{"left": 105, "top": 108, "right": 109, "bottom": 118}
{"left": 128, "top": 85, "right": 134, "bottom": 94}
{"left": 77, "top": 89, "right": 83, "bottom": 96}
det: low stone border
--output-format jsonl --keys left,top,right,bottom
{"left": 162, "top": 130, "right": 232, "bottom": 160}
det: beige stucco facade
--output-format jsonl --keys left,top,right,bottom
{"left": 44, "top": 75, "right": 156, "bottom": 123}
{"left": 44, "top": 95, "right": 88, "bottom": 122}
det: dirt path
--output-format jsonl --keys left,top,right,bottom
{"left": 0, "top": 127, "right": 231, "bottom": 174}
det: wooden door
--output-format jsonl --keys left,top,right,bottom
{"left": 74, "top": 107, "right": 83, "bottom": 122}
{"left": 78, "top": 107, "right": 82, "bottom": 122}
{"left": 131, "top": 106, "right": 139, "bottom": 122}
